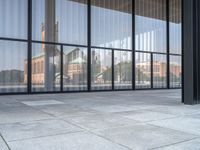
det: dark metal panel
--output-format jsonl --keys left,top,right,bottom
{"left": 60, "top": 45, "right": 63, "bottom": 92}
{"left": 151, "top": 53, "right": 153, "bottom": 89}
{"left": 28, "top": 0, "right": 32, "bottom": 94}
{"left": 87, "top": 0, "right": 91, "bottom": 91}
{"left": 183, "top": 0, "right": 195, "bottom": 104}
{"left": 112, "top": 49, "right": 114, "bottom": 90}
{"left": 132, "top": 0, "right": 136, "bottom": 90}
{"left": 166, "top": 0, "right": 170, "bottom": 89}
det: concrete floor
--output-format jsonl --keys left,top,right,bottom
{"left": 0, "top": 90, "right": 200, "bottom": 150}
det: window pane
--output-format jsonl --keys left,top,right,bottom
{"left": 135, "top": 52, "right": 151, "bottom": 89}
{"left": 0, "top": 0, "right": 27, "bottom": 39}
{"left": 91, "top": 0, "right": 132, "bottom": 49}
{"left": 114, "top": 51, "right": 132, "bottom": 89}
{"left": 91, "top": 49, "right": 112, "bottom": 90}
{"left": 0, "top": 40, "right": 27, "bottom": 93}
{"left": 153, "top": 54, "right": 167, "bottom": 88}
{"left": 135, "top": 0, "right": 166, "bottom": 52}
{"left": 32, "top": 0, "right": 87, "bottom": 45}
{"left": 170, "top": 55, "right": 181, "bottom": 88}
{"left": 169, "top": 0, "right": 182, "bottom": 54}
{"left": 63, "top": 46, "right": 87, "bottom": 91}
{"left": 32, "top": 43, "right": 60, "bottom": 92}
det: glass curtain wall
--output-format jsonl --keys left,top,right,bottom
{"left": 91, "top": 0, "right": 132, "bottom": 90}
{"left": 0, "top": 0, "right": 28, "bottom": 93}
{"left": 32, "top": 0, "right": 88, "bottom": 92}
{"left": 169, "top": 0, "right": 182, "bottom": 88}
{"left": 135, "top": 52, "right": 151, "bottom": 89}
{"left": 0, "top": 0, "right": 182, "bottom": 94}
{"left": 114, "top": 51, "right": 132, "bottom": 89}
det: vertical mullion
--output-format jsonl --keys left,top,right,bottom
{"left": 88, "top": 0, "right": 91, "bottom": 91}
{"left": 151, "top": 53, "right": 153, "bottom": 88}
{"left": 28, "top": 0, "right": 32, "bottom": 94}
{"left": 60, "top": 45, "right": 63, "bottom": 92}
{"left": 112, "top": 49, "right": 114, "bottom": 90}
{"left": 167, "top": 0, "right": 170, "bottom": 89}
{"left": 132, "top": 0, "right": 135, "bottom": 90}
{"left": 181, "top": 0, "right": 184, "bottom": 102}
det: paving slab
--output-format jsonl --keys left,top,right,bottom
{"left": 0, "top": 119, "right": 82, "bottom": 141}
{"left": 21, "top": 100, "right": 64, "bottom": 106}
{"left": 0, "top": 106, "right": 53, "bottom": 124}
{"left": 8, "top": 132, "right": 130, "bottom": 150}
{"left": 155, "top": 138, "right": 200, "bottom": 150}
{"left": 118, "top": 110, "right": 176, "bottom": 122}
{"left": 94, "top": 124, "right": 197, "bottom": 150}
{"left": 63, "top": 114, "right": 139, "bottom": 130}
{"left": 149, "top": 116, "right": 200, "bottom": 136}
{"left": 0, "top": 135, "right": 9, "bottom": 150}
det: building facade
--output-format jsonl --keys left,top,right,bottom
{"left": 0, "top": 0, "right": 182, "bottom": 94}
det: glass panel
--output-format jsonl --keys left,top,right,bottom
{"left": 135, "top": 52, "right": 151, "bottom": 89}
{"left": 32, "top": 43, "right": 60, "bottom": 92}
{"left": 169, "top": 0, "right": 182, "bottom": 54}
{"left": 0, "top": 0, "right": 27, "bottom": 39}
{"left": 91, "top": 0, "right": 132, "bottom": 49}
{"left": 63, "top": 46, "right": 87, "bottom": 91}
{"left": 170, "top": 55, "right": 181, "bottom": 88}
{"left": 0, "top": 40, "right": 27, "bottom": 93}
{"left": 135, "top": 0, "right": 167, "bottom": 52}
{"left": 32, "top": 0, "right": 87, "bottom": 45}
{"left": 153, "top": 54, "right": 167, "bottom": 88}
{"left": 114, "top": 51, "right": 132, "bottom": 89}
{"left": 91, "top": 49, "right": 112, "bottom": 90}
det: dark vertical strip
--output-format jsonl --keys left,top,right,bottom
{"left": 151, "top": 53, "right": 153, "bottom": 88}
{"left": 132, "top": 0, "right": 135, "bottom": 90}
{"left": 181, "top": 0, "right": 184, "bottom": 103}
{"left": 166, "top": 0, "right": 170, "bottom": 89}
{"left": 194, "top": 0, "right": 198, "bottom": 103}
{"left": 28, "top": 0, "right": 32, "bottom": 94}
{"left": 112, "top": 49, "right": 114, "bottom": 90}
{"left": 87, "top": 0, "right": 91, "bottom": 91}
{"left": 60, "top": 45, "right": 63, "bottom": 92}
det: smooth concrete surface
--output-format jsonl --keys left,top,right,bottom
{"left": 0, "top": 90, "right": 200, "bottom": 150}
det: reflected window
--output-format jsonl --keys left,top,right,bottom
{"left": 91, "top": 0, "right": 132, "bottom": 49}
{"left": 91, "top": 49, "right": 112, "bottom": 90}
{"left": 114, "top": 51, "right": 132, "bottom": 89}
{"left": 63, "top": 46, "right": 87, "bottom": 91}
{"left": 0, "top": 40, "right": 27, "bottom": 93}
{"left": 169, "top": 0, "right": 182, "bottom": 54}
{"left": 153, "top": 54, "right": 167, "bottom": 88}
{"left": 32, "top": 43, "right": 61, "bottom": 92}
{"left": 135, "top": 52, "right": 151, "bottom": 89}
{"left": 170, "top": 55, "right": 181, "bottom": 88}
{"left": 32, "top": 0, "right": 87, "bottom": 45}
{"left": 0, "top": 0, "right": 27, "bottom": 39}
{"left": 135, "top": 0, "right": 166, "bottom": 52}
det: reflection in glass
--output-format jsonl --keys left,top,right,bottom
{"left": 135, "top": 0, "right": 166, "bottom": 52}
{"left": 0, "top": 0, "right": 27, "bottom": 39}
{"left": 153, "top": 54, "right": 167, "bottom": 88}
{"left": 135, "top": 52, "right": 151, "bottom": 89}
{"left": 169, "top": 0, "right": 182, "bottom": 54}
{"left": 32, "top": 43, "right": 60, "bottom": 92}
{"left": 170, "top": 55, "right": 181, "bottom": 88}
{"left": 91, "top": 49, "right": 112, "bottom": 90}
{"left": 91, "top": 0, "right": 132, "bottom": 49}
{"left": 32, "top": 0, "right": 87, "bottom": 45}
{"left": 63, "top": 46, "right": 87, "bottom": 91}
{"left": 114, "top": 51, "right": 132, "bottom": 89}
{"left": 0, "top": 40, "right": 27, "bottom": 93}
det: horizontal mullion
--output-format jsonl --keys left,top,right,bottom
{"left": 32, "top": 40, "right": 88, "bottom": 48}
{"left": 0, "top": 37, "right": 28, "bottom": 42}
